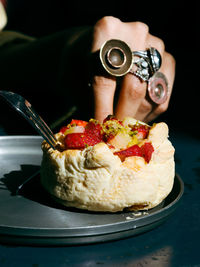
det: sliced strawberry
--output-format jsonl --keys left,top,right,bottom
{"left": 64, "top": 133, "right": 85, "bottom": 149}
{"left": 85, "top": 121, "right": 103, "bottom": 140}
{"left": 83, "top": 134, "right": 102, "bottom": 146}
{"left": 70, "top": 119, "right": 88, "bottom": 127}
{"left": 65, "top": 132, "right": 102, "bottom": 149}
{"left": 132, "top": 125, "right": 150, "bottom": 139}
{"left": 114, "top": 142, "right": 154, "bottom": 163}
{"left": 59, "top": 125, "right": 69, "bottom": 134}
{"left": 114, "top": 145, "right": 142, "bottom": 161}
{"left": 141, "top": 142, "right": 154, "bottom": 163}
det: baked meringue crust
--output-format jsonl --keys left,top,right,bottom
{"left": 40, "top": 121, "right": 175, "bottom": 212}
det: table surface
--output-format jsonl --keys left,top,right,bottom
{"left": 0, "top": 129, "right": 199, "bottom": 267}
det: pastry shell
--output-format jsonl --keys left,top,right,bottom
{"left": 40, "top": 121, "right": 175, "bottom": 212}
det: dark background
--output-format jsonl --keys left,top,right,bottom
{"left": 1, "top": 0, "right": 198, "bottom": 136}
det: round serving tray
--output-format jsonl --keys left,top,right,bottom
{"left": 0, "top": 136, "right": 184, "bottom": 246}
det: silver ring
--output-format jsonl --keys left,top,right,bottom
{"left": 99, "top": 40, "right": 162, "bottom": 82}
{"left": 130, "top": 48, "right": 162, "bottom": 81}
{"left": 148, "top": 72, "right": 169, "bottom": 104}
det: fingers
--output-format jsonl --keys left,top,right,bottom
{"left": 144, "top": 52, "right": 176, "bottom": 122}
{"left": 148, "top": 34, "right": 165, "bottom": 54}
{"left": 91, "top": 17, "right": 120, "bottom": 122}
{"left": 90, "top": 16, "right": 176, "bottom": 123}
{"left": 115, "top": 30, "right": 175, "bottom": 122}
{"left": 91, "top": 16, "right": 122, "bottom": 52}
{"left": 92, "top": 18, "right": 150, "bottom": 122}
{"left": 115, "top": 74, "right": 147, "bottom": 120}
{"left": 92, "top": 75, "right": 116, "bottom": 122}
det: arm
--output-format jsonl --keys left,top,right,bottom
{"left": 0, "top": 26, "right": 93, "bottom": 127}
{"left": 0, "top": 15, "right": 175, "bottom": 131}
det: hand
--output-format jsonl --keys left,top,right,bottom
{"left": 91, "top": 16, "right": 175, "bottom": 122}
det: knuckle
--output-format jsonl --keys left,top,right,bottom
{"left": 100, "top": 16, "right": 121, "bottom": 25}
{"left": 156, "top": 37, "right": 165, "bottom": 53}
{"left": 140, "top": 101, "right": 152, "bottom": 114}
{"left": 165, "top": 52, "right": 176, "bottom": 67}
{"left": 155, "top": 102, "right": 169, "bottom": 115}
{"left": 128, "top": 80, "right": 146, "bottom": 100}
{"left": 149, "top": 35, "right": 165, "bottom": 53}
{"left": 95, "top": 16, "right": 120, "bottom": 34}
{"left": 93, "top": 75, "right": 115, "bottom": 89}
{"left": 134, "top": 21, "right": 149, "bottom": 35}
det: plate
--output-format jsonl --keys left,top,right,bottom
{"left": 0, "top": 136, "right": 184, "bottom": 246}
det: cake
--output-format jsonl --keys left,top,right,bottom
{"left": 40, "top": 115, "right": 175, "bottom": 212}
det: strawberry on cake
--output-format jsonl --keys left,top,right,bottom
{"left": 40, "top": 115, "right": 175, "bottom": 212}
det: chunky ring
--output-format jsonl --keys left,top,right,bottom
{"left": 99, "top": 39, "right": 133, "bottom": 76}
{"left": 148, "top": 72, "right": 169, "bottom": 104}
{"left": 99, "top": 40, "right": 167, "bottom": 105}
{"left": 130, "top": 48, "right": 162, "bottom": 81}
{"left": 99, "top": 39, "right": 162, "bottom": 82}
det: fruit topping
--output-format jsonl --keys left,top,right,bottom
{"left": 103, "top": 117, "right": 124, "bottom": 142}
{"left": 65, "top": 132, "right": 102, "bottom": 149}
{"left": 59, "top": 125, "right": 69, "bottom": 134}
{"left": 70, "top": 119, "right": 88, "bottom": 127}
{"left": 85, "top": 120, "right": 103, "bottom": 140}
{"left": 114, "top": 145, "right": 143, "bottom": 161}
{"left": 106, "top": 131, "right": 133, "bottom": 150}
{"left": 114, "top": 142, "right": 154, "bottom": 163}
{"left": 60, "top": 115, "right": 154, "bottom": 163}
{"left": 140, "top": 142, "right": 154, "bottom": 163}
{"left": 132, "top": 125, "right": 150, "bottom": 140}
{"left": 64, "top": 120, "right": 103, "bottom": 149}
{"left": 103, "top": 115, "right": 123, "bottom": 125}
{"left": 59, "top": 119, "right": 87, "bottom": 135}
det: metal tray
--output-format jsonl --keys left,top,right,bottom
{"left": 0, "top": 136, "right": 184, "bottom": 246}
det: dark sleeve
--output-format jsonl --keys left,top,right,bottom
{"left": 0, "top": 27, "right": 93, "bottom": 134}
